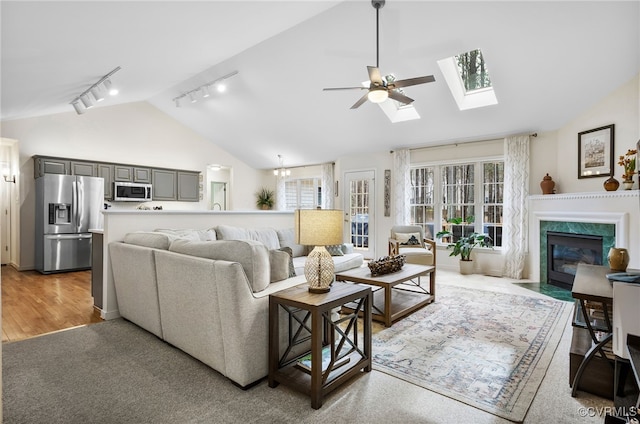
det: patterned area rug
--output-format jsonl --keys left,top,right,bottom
{"left": 372, "top": 284, "right": 571, "bottom": 423}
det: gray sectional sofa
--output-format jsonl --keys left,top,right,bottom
{"left": 108, "top": 225, "right": 364, "bottom": 388}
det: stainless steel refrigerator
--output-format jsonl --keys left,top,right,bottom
{"left": 35, "top": 174, "right": 104, "bottom": 273}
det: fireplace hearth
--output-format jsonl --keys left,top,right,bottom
{"left": 546, "top": 231, "right": 603, "bottom": 290}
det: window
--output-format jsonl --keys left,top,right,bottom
{"left": 410, "top": 159, "right": 504, "bottom": 247}
{"left": 285, "top": 178, "right": 321, "bottom": 210}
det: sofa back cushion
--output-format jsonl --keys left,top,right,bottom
{"left": 276, "top": 228, "right": 306, "bottom": 257}
{"left": 169, "top": 239, "right": 271, "bottom": 293}
{"left": 216, "top": 225, "right": 280, "bottom": 250}
{"left": 154, "top": 228, "right": 217, "bottom": 242}
{"left": 123, "top": 232, "right": 172, "bottom": 250}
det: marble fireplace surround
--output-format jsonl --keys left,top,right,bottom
{"left": 528, "top": 191, "right": 639, "bottom": 282}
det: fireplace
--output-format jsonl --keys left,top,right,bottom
{"left": 546, "top": 231, "right": 603, "bottom": 290}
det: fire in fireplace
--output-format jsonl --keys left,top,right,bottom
{"left": 547, "top": 231, "right": 603, "bottom": 290}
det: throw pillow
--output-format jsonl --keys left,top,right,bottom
{"left": 325, "top": 244, "right": 344, "bottom": 256}
{"left": 396, "top": 232, "right": 421, "bottom": 246}
{"left": 278, "top": 246, "right": 296, "bottom": 278}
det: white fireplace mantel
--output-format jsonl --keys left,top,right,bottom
{"left": 528, "top": 191, "right": 639, "bottom": 281}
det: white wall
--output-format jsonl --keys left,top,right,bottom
{"left": 555, "top": 74, "right": 639, "bottom": 194}
{"left": 0, "top": 101, "right": 264, "bottom": 269}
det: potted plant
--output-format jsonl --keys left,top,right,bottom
{"left": 618, "top": 148, "right": 637, "bottom": 189}
{"left": 255, "top": 187, "right": 274, "bottom": 210}
{"left": 436, "top": 230, "right": 493, "bottom": 275}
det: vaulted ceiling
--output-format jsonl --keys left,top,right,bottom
{"left": 2, "top": 1, "right": 639, "bottom": 170}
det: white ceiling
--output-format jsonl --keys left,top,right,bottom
{"left": 2, "top": 1, "right": 639, "bottom": 170}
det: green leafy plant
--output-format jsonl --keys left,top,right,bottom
{"left": 255, "top": 187, "right": 274, "bottom": 210}
{"left": 435, "top": 231, "right": 492, "bottom": 261}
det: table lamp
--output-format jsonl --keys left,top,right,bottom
{"left": 294, "top": 209, "right": 343, "bottom": 293}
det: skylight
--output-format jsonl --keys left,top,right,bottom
{"left": 437, "top": 48, "right": 497, "bottom": 111}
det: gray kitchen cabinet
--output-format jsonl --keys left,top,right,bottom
{"left": 177, "top": 172, "right": 200, "bottom": 202}
{"left": 34, "top": 156, "right": 70, "bottom": 178}
{"left": 70, "top": 161, "right": 97, "bottom": 177}
{"left": 97, "top": 164, "right": 114, "bottom": 199}
{"left": 115, "top": 166, "right": 151, "bottom": 183}
{"left": 152, "top": 169, "right": 177, "bottom": 201}
{"left": 133, "top": 167, "right": 151, "bottom": 183}
{"left": 114, "top": 166, "right": 133, "bottom": 182}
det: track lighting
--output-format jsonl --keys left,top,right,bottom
{"left": 70, "top": 66, "right": 121, "bottom": 115}
{"left": 172, "top": 70, "right": 238, "bottom": 107}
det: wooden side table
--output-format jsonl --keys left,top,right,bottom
{"left": 268, "top": 282, "right": 372, "bottom": 409}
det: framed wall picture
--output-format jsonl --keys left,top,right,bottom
{"left": 578, "top": 124, "right": 614, "bottom": 179}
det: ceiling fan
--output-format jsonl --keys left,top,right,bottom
{"left": 323, "top": 0, "right": 435, "bottom": 109}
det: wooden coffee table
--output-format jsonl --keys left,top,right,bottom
{"left": 335, "top": 263, "right": 435, "bottom": 327}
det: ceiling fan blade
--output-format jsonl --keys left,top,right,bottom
{"left": 350, "top": 92, "right": 370, "bottom": 109}
{"left": 367, "top": 66, "right": 383, "bottom": 85}
{"left": 388, "top": 90, "right": 414, "bottom": 105}
{"left": 391, "top": 75, "right": 435, "bottom": 89}
{"left": 323, "top": 87, "right": 367, "bottom": 91}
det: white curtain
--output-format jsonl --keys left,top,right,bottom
{"left": 275, "top": 175, "right": 286, "bottom": 211}
{"left": 321, "top": 162, "right": 334, "bottom": 209}
{"left": 502, "top": 135, "right": 530, "bottom": 279}
{"left": 393, "top": 149, "right": 411, "bottom": 225}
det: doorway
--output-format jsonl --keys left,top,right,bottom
{"left": 211, "top": 182, "right": 227, "bottom": 210}
{"left": 344, "top": 170, "right": 375, "bottom": 259}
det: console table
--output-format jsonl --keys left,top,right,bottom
{"left": 571, "top": 264, "right": 614, "bottom": 398}
{"left": 268, "top": 282, "right": 372, "bottom": 409}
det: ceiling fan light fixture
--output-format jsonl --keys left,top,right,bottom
{"left": 368, "top": 88, "right": 388, "bottom": 103}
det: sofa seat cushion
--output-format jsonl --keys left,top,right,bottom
{"left": 169, "top": 239, "right": 271, "bottom": 293}
{"left": 398, "top": 246, "right": 434, "bottom": 266}
{"left": 216, "top": 225, "right": 280, "bottom": 250}
{"left": 292, "top": 252, "right": 364, "bottom": 277}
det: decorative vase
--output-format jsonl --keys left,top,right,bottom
{"left": 603, "top": 176, "right": 620, "bottom": 191}
{"left": 622, "top": 179, "right": 634, "bottom": 190}
{"left": 607, "top": 247, "right": 630, "bottom": 272}
{"left": 540, "top": 173, "right": 555, "bottom": 195}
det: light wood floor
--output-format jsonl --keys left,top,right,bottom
{"left": 1, "top": 265, "right": 102, "bottom": 343}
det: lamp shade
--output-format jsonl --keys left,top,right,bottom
{"left": 294, "top": 209, "right": 343, "bottom": 246}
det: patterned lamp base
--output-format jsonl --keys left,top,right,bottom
{"left": 305, "top": 246, "right": 335, "bottom": 293}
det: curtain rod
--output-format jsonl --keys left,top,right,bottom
{"left": 390, "top": 133, "right": 538, "bottom": 154}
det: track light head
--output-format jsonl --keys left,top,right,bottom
{"left": 189, "top": 92, "right": 197, "bottom": 103}
{"left": 104, "top": 79, "right": 118, "bottom": 96}
{"left": 80, "top": 94, "right": 94, "bottom": 109}
{"left": 202, "top": 86, "right": 211, "bottom": 98}
{"left": 72, "top": 101, "right": 86, "bottom": 115}
{"left": 216, "top": 83, "right": 226, "bottom": 93}
{"left": 90, "top": 86, "right": 104, "bottom": 102}
{"left": 175, "top": 98, "right": 181, "bottom": 108}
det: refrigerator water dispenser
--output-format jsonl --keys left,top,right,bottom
{"left": 49, "top": 203, "right": 71, "bottom": 225}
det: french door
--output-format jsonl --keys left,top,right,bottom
{"left": 344, "top": 170, "right": 374, "bottom": 259}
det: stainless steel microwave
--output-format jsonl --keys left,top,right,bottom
{"left": 113, "top": 182, "right": 153, "bottom": 202}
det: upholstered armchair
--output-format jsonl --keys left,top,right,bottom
{"left": 389, "top": 225, "right": 437, "bottom": 286}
